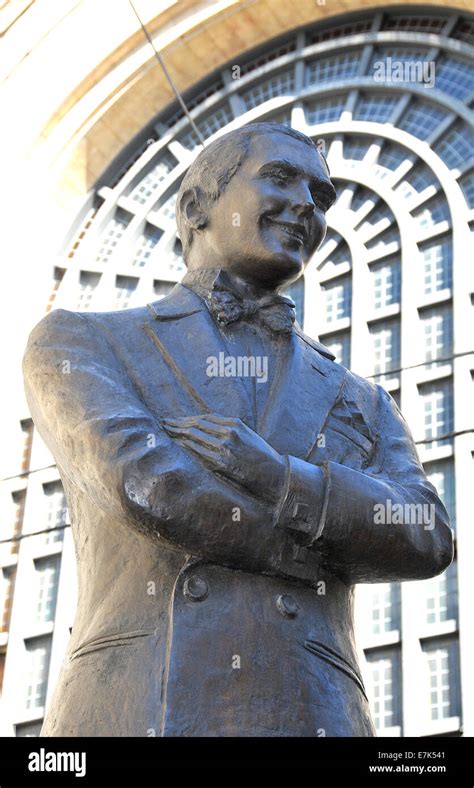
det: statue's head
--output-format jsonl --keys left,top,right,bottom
{"left": 176, "top": 123, "right": 336, "bottom": 289}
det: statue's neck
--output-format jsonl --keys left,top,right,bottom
{"left": 182, "top": 267, "right": 280, "bottom": 301}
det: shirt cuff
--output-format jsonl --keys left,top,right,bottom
{"left": 274, "top": 455, "right": 330, "bottom": 547}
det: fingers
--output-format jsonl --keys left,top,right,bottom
{"left": 162, "top": 424, "right": 223, "bottom": 449}
{"left": 173, "top": 437, "right": 223, "bottom": 466}
{"left": 163, "top": 414, "right": 242, "bottom": 428}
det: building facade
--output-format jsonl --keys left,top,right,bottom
{"left": 0, "top": 1, "right": 473, "bottom": 737}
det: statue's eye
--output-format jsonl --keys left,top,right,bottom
{"left": 269, "top": 171, "right": 289, "bottom": 184}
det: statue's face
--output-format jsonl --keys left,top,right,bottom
{"left": 202, "top": 132, "right": 336, "bottom": 288}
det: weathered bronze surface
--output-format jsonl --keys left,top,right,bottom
{"left": 23, "top": 124, "right": 453, "bottom": 737}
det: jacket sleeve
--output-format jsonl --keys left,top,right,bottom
{"left": 275, "top": 384, "right": 454, "bottom": 584}
{"left": 23, "top": 309, "right": 293, "bottom": 576}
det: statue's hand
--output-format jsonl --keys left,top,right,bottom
{"left": 162, "top": 414, "right": 286, "bottom": 505}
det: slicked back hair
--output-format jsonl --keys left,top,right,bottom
{"left": 175, "top": 122, "right": 329, "bottom": 262}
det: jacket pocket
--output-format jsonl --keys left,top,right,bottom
{"left": 304, "top": 639, "right": 368, "bottom": 701}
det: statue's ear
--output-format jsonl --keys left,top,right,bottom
{"left": 178, "top": 187, "right": 208, "bottom": 231}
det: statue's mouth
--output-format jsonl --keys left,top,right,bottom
{"left": 264, "top": 217, "right": 307, "bottom": 245}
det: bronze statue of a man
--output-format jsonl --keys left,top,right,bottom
{"left": 23, "top": 123, "right": 453, "bottom": 737}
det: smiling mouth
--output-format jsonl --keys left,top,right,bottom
{"left": 265, "top": 218, "right": 307, "bottom": 245}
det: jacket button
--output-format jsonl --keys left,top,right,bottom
{"left": 276, "top": 594, "right": 300, "bottom": 618}
{"left": 183, "top": 575, "right": 209, "bottom": 602}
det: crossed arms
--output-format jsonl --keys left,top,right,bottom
{"left": 23, "top": 309, "right": 453, "bottom": 585}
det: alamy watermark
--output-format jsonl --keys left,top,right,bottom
{"left": 374, "top": 500, "right": 435, "bottom": 530}
{"left": 206, "top": 352, "right": 268, "bottom": 384}
{"left": 28, "top": 748, "right": 86, "bottom": 777}
{"left": 373, "top": 57, "right": 435, "bottom": 88}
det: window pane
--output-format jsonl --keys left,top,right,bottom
{"left": 424, "top": 459, "right": 456, "bottom": 531}
{"left": 369, "top": 583, "right": 401, "bottom": 635}
{"left": 241, "top": 71, "right": 295, "bottom": 111}
{"left": 423, "top": 640, "right": 461, "bottom": 721}
{"left": 129, "top": 153, "right": 176, "bottom": 204}
{"left": 320, "top": 331, "right": 350, "bottom": 367}
{"left": 369, "top": 320, "right": 400, "bottom": 379}
{"left": 370, "top": 259, "right": 401, "bottom": 309}
{"left": 24, "top": 637, "right": 52, "bottom": 710}
{"left": 420, "top": 306, "right": 453, "bottom": 368}
{"left": 282, "top": 277, "right": 305, "bottom": 325}
{"left": 418, "top": 380, "right": 454, "bottom": 449}
{"left": 321, "top": 277, "right": 351, "bottom": 323}
{"left": 114, "top": 276, "right": 139, "bottom": 310}
{"left": 77, "top": 271, "right": 101, "bottom": 311}
{"left": 34, "top": 557, "right": 60, "bottom": 625}
{"left": 365, "top": 650, "right": 401, "bottom": 730}
{"left": 132, "top": 227, "right": 163, "bottom": 268}
{"left": 43, "top": 481, "right": 68, "bottom": 544}
{"left": 419, "top": 239, "right": 452, "bottom": 295}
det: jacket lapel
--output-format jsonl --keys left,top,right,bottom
{"left": 257, "top": 329, "right": 347, "bottom": 461}
{"left": 144, "top": 285, "right": 347, "bottom": 462}
{"left": 144, "top": 285, "right": 256, "bottom": 427}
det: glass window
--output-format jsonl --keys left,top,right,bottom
{"left": 398, "top": 101, "right": 448, "bottom": 141}
{"left": 452, "top": 18, "right": 474, "bottom": 46}
{"left": 77, "top": 271, "right": 101, "bottom": 311}
{"left": 43, "top": 481, "right": 68, "bottom": 544}
{"left": 395, "top": 164, "right": 439, "bottom": 199}
{"left": 153, "top": 281, "right": 174, "bottom": 300}
{"left": 420, "top": 306, "right": 453, "bottom": 367}
{"left": 423, "top": 640, "right": 461, "bottom": 721}
{"left": 282, "top": 277, "right": 304, "bottom": 325}
{"left": 423, "top": 562, "right": 458, "bottom": 625}
{"left": 1, "top": 566, "right": 16, "bottom": 634}
{"left": 458, "top": 170, "right": 474, "bottom": 209}
{"left": 370, "top": 320, "right": 401, "bottom": 378}
{"left": 357, "top": 204, "right": 395, "bottom": 234}
{"left": 133, "top": 227, "right": 163, "bottom": 268}
{"left": 24, "top": 637, "right": 52, "bottom": 710}
{"left": 15, "top": 722, "right": 43, "bottom": 737}
{"left": 180, "top": 104, "right": 233, "bottom": 149}
{"left": 411, "top": 195, "right": 451, "bottom": 229}
{"left": 370, "top": 47, "right": 432, "bottom": 82}
{"left": 129, "top": 153, "right": 176, "bottom": 204}
{"left": 319, "top": 332, "right": 351, "bottom": 368}
{"left": 305, "top": 53, "right": 359, "bottom": 86}
{"left": 321, "top": 277, "right": 352, "bottom": 323}
{"left": 319, "top": 240, "right": 352, "bottom": 277}
{"left": 377, "top": 144, "right": 408, "bottom": 172}
{"left": 370, "top": 258, "right": 401, "bottom": 309}
{"left": 425, "top": 459, "right": 456, "bottom": 532}
{"left": 343, "top": 137, "right": 372, "bottom": 161}
{"left": 434, "top": 124, "right": 474, "bottom": 170}
{"left": 238, "top": 42, "right": 296, "bottom": 78}
{"left": 365, "top": 650, "right": 401, "bottom": 730}
{"left": 369, "top": 583, "right": 401, "bottom": 635}
{"left": 114, "top": 275, "right": 139, "bottom": 310}
{"left": 350, "top": 185, "right": 373, "bottom": 211}
{"left": 435, "top": 56, "right": 474, "bottom": 101}
{"left": 309, "top": 19, "right": 371, "bottom": 43}
{"left": 420, "top": 238, "right": 452, "bottom": 294}
{"left": 156, "top": 192, "right": 178, "bottom": 223}
{"left": 353, "top": 94, "right": 398, "bottom": 123}
{"left": 95, "top": 212, "right": 129, "bottom": 265}
{"left": 365, "top": 226, "right": 400, "bottom": 252}
{"left": 419, "top": 380, "right": 454, "bottom": 449}
{"left": 381, "top": 15, "right": 447, "bottom": 34}
{"left": 241, "top": 71, "right": 295, "bottom": 111}
{"left": 305, "top": 96, "right": 346, "bottom": 125}
{"left": 34, "top": 557, "right": 60, "bottom": 625}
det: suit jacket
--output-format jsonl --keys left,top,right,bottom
{"left": 22, "top": 283, "right": 453, "bottom": 737}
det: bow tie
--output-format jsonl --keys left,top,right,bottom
{"left": 207, "top": 289, "right": 296, "bottom": 335}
